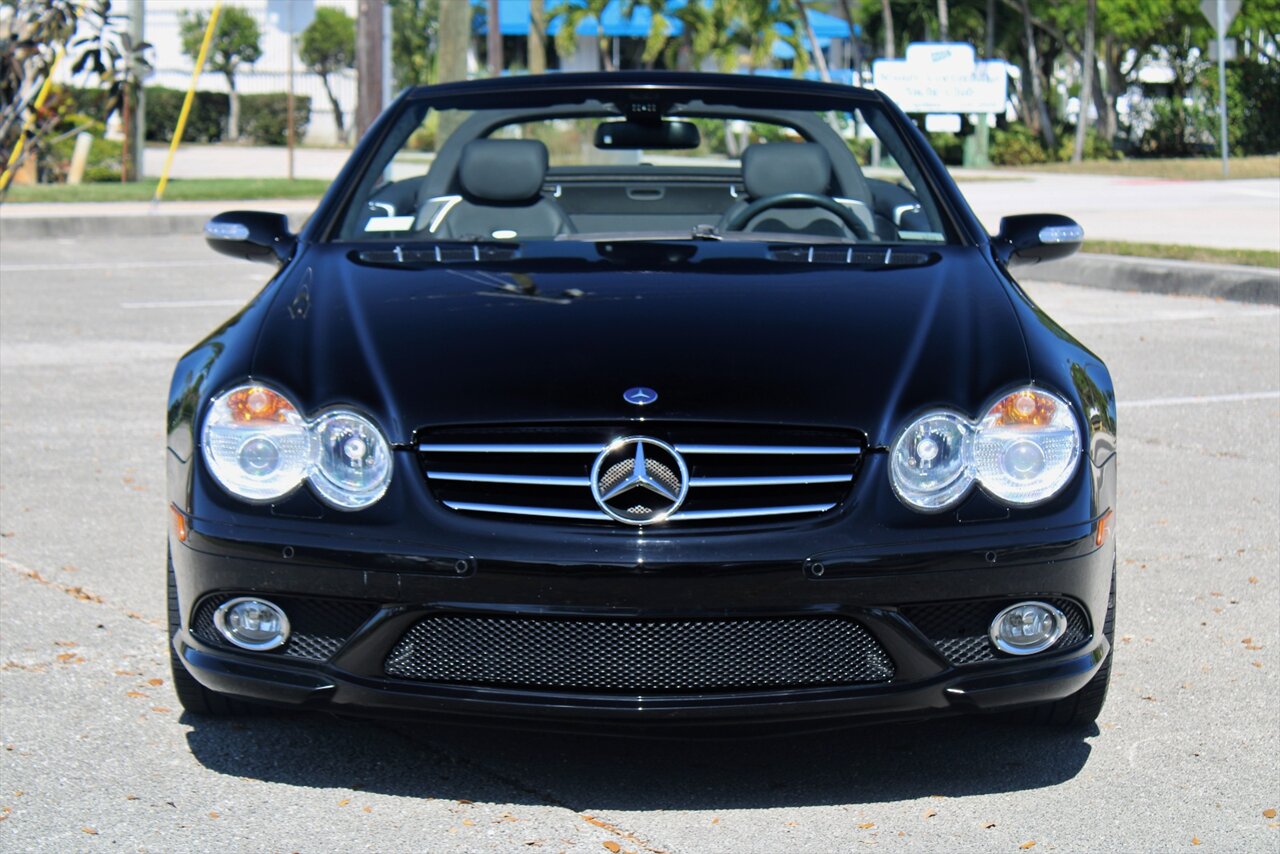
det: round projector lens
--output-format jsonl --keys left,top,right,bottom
{"left": 213, "top": 597, "right": 290, "bottom": 651}
{"left": 989, "top": 601, "right": 1067, "bottom": 655}
{"left": 238, "top": 436, "right": 281, "bottom": 476}
{"left": 1002, "top": 439, "right": 1046, "bottom": 479}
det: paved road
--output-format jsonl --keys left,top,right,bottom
{"left": 1, "top": 235, "right": 1277, "bottom": 852}
{"left": 958, "top": 173, "right": 1280, "bottom": 252}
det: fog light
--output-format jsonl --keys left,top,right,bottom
{"left": 214, "top": 597, "right": 290, "bottom": 651}
{"left": 989, "top": 601, "right": 1067, "bottom": 655}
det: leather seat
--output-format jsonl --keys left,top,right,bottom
{"left": 717, "top": 143, "right": 851, "bottom": 237}
{"left": 432, "top": 139, "right": 575, "bottom": 240}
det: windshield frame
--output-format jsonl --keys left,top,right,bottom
{"left": 313, "top": 73, "right": 983, "bottom": 250}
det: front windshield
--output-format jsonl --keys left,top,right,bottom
{"left": 333, "top": 89, "right": 954, "bottom": 247}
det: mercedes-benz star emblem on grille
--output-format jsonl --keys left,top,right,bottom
{"left": 590, "top": 437, "right": 689, "bottom": 525}
{"left": 622, "top": 386, "right": 658, "bottom": 406}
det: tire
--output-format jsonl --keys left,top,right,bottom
{"left": 1024, "top": 563, "right": 1116, "bottom": 726}
{"left": 167, "top": 550, "right": 252, "bottom": 716}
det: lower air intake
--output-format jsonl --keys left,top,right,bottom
{"left": 384, "top": 614, "right": 895, "bottom": 692}
{"left": 901, "top": 597, "right": 1090, "bottom": 665}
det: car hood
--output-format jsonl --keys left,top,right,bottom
{"left": 252, "top": 245, "right": 1029, "bottom": 445}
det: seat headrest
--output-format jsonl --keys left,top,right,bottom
{"left": 741, "top": 143, "right": 832, "bottom": 199}
{"left": 458, "top": 139, "right": 549, "bottom": 204}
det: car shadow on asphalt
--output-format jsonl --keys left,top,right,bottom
{"left": 183, "top": 710, "right": 1096, "bottom": 809}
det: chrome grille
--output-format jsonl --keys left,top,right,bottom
{"left": 418, "top": 424, "right": 863, "bottom": 525}
{"left": 384, "top": 614, "right": 895, "bottom": 691}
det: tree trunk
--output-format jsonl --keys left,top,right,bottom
{"left": 598, "top": 25, "right": 616, "bottom": 72}
{"left": 835, "top": 0, "right": 862, "bottom": 80}
{"left": 1071, "top": 0, "right": 1096, "bottom": 162}
{"left": 529, "top": 0, "right": 547, "bottom": 73}
{"left": 937, "top": 0, "right": 949, "bottom": 41}
{"left": 1018, "top": 0, "right": 1055, "bottom": 150}
{"left": 1099, "top": 34, "right": 1122, "bottom": 141}
{"left": 880, "top": 0, "right": 894, "bottom": 59}
{"left": 438, "top": 0, "right": 469, "bottom": 83}
{"left": 436, "top": 0, "right": 470, "bottom": 143}
{"left": 321, "top": 73, "right": 347, "bottom": 144}
{"left": 796, "top": 0, "right": 832, "bottom": 82}
{"left": 985, "top": 0, "right": 996, "bottom": 57}
{"left": 225, "top": 72, "right": 240, "bottom": 141}
{"left": 486, "top": 0, "right": 502, "bottom": 75}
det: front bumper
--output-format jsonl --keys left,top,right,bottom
{"left": 170, "top": 515, "right": 1115, "bottom": 728}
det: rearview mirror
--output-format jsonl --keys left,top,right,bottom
{"left": 994, "top": 213, "right": 1083, "bottom": 267}
{"left": 204, "top": 211, "right": 296, "bottom": 265}
{"left": 594, "top": 119, "right": 701, "bottom": 150}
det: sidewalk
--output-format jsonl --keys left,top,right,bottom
{"left": 0, "top": 198, "right": 317, "bottom": 238}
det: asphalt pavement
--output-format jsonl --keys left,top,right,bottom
{"left": 0, "top": 234, "right": 1277, "bottom": 852}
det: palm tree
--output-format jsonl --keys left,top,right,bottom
{"left": 731, "top": 0, "right": 807, "bottom": 75}
{"left": 624, "top": 0, "right": 674, "bottom": 69}
{"left": 551, "top": 0, "right": 616, "bottom": 71}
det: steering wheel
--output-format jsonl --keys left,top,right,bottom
{"left": 722, "top": 192, "right": 872, "bottom": 240}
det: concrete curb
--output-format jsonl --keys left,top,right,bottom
{"left": 0, "top": 210, "right": 311, "bottom": 239}
{"left": 1018, "top": 252, "right": 1279, "bottom": 305}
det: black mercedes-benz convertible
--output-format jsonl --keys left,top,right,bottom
{"left": 168, "top": 72, "right": 1117, "bottom": 729}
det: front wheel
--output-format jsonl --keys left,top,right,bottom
{"left": 1025, "top": 564, "right": 1116, "bottom": 726}
{"left": 167, "top": 550, "right": 252, "bottom": 716}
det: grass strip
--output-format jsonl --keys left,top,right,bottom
{"left": 4, "top": 177, "right": 330, "bottom": 203}
{"left": 1012, "top": 155, "right": 1279, "bottom": 181}
{"left": 1083, "top": 240, "right": 1279, "bottom": 268}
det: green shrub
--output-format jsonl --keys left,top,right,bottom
{"left": 239, "top": 93, "right": 311, "bottom": 145}
{"left": 990, "top": 125, "right": 1049, "bottom": 165}
{"left": 1135, "top": 98, "right": 1216, "bottom": 157}
{"left": 41, "top": 126, "right": 123, "bottom": 183}
{"left": 926, "top": 132, "right": 963, "bottom": 165}
{"left": 60, "top": 86, "right": 111, "bottom": 124}
{"left": 83, "top": 165, "right": 123, "bottom": 183}
{"left": 1055, "top": 127, "right": 1122, "bottom": 161}
{"left": 144, "top": 87, "right": 229, "bottom": 143}
{"left": 1203, "top": 61, "right": 1280, "bottom": 156}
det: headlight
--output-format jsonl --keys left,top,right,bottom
{"left": 888, "top": 387, "right": 1081, "bottom": 512}
{"left": 310, "top": 412, "right": 393, "bottom": 509}
{"left": 971, "top": 389, "right": 1081, "bottom": 506}
{"left": 889, "top": 411, "right": 973, "bottom": 511}
{"left": 201, "top": 384, "right": 393, "bottom": 510}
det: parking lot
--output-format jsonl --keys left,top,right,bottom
{"left": 1, "top": 232, "right": 1276, "bottom": 852}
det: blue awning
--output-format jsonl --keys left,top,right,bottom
{"left": 479, "top": 0, "right": 855, "bottom": 41}
{"left": 480, "top": 0, "right": 680, "bottom": 37}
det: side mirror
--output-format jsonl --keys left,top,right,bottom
{"left": 204, "top": 211, "right": 296, "bottom": 265}
{"left": 994, "top": 213, "right": 1083, "bottom": 267}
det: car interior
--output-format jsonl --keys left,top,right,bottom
{"left": 351, "top": 101, "right": 943, "bottom": 245}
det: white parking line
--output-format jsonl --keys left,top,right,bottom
{"left": 121, "top": 299, "right": 245, "bottom": 309}
{"left": 0, "top": 260, "right": 239, "bottom": 272}
{"left": 1067, "top": 308, "right": 1279, "bottom": 325}
{"left": 1120, "top": 391, "right": 1280, "bottom": 409}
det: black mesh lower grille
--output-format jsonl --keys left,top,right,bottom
{"left": 191, "top": 595, "right": 378, "bottom": 661}
{"left": 384, "top": 615, "right": 895, "bottom": 691}
{"left": 900, "top": 598, "right": 1090, "bottom": 665}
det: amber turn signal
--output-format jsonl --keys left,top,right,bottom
{"left": 1095, "top": 509, "right": 1113, "bottom": 547}
{"left": 169, "top": 504, "right": 189, "bottom": 543}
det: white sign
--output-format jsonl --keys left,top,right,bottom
{"left": 873, "top": 42, "right": 1008, "bottom": 114}
{"left": 266, "top": 0, "right": 315, "bottom": 34}
{"left": 1208, "top": 38, "right": 1237, "bottom": 61}
{"left": 924, "top": 114, "right": 963, "bottom": 133}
